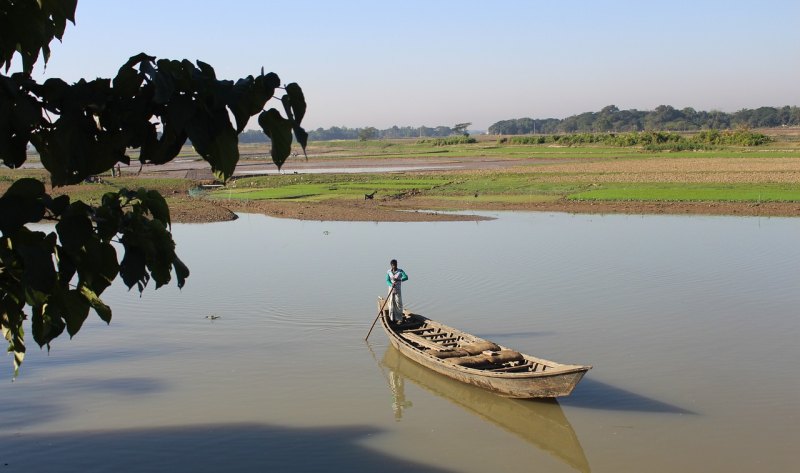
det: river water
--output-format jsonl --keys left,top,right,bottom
{"left": 2, "top": 212, "right": 798, "bottom": 472}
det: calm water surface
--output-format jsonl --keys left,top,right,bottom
{"left": 2, "top": 212, "right": 798, "bottom": 472}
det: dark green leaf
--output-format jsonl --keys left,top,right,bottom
{"left": 4, "top": 178, "right": 45, "bottom": 198}
{"left": 15, "top": 229, "right": 57, "bottom": 297}
{"left": 1, "top": 301, "right": 26, "bottom": 376}
{"left": 258, "top": 109, "right": 293, "bottom": 169}
{"left": 0, "top": 76, "right": 41, "bottom": 168}
{"left": 187, "top": 112, "right": 239, "bottom": 182}
{"left": 54, "top": 245, "right": 77, "bottom": 290}
{"left": 120, "top": 53, "right": 156, "bottom": 71}
{"left": 162, "top": 94, "right": 195, "bottom": 134}
{"left": 285, "top": 83, "right": 306, "bottom": 124}
{"left": 173, "top": 256, "right": 190, "bottom": 289}
{"left": 293, "top": 126, "right": 309, "bottom": 153}
{"left": 210, "top": 126, "right": 240, "bottom": 181}
{"left": 62, "top": 289, "right": 90, "bottom": 337}
{"left": 9, "top": 88, "right": 41, "bottom": 132}
{"left": 55, "top": 202, "right": 93, "bottom": 252}
{"left": 61, "top": 0, "right": 79, "bottom": 23}
{"left": 281, "top": 95, "right": 295, "bottom": 122}
{"left": 144, "top": 189, "right": 171, "bottom": 228}
{"left": 46, "top": 194, "right": 70, "bottom": 216}
{"left": 195, "top": 60, "right": 217, "bottom": 80}
{"left": 258, "top": 72, "right": 281, "bottom": 90}
{"left": 32, "top": 303, "right": 66, "bottom": 349}
{"left": 78, "top": 239, "right": 119, "bottom": 296}
{"left": 0, "top": 129, "right": 30, "bottom": 169}
{"left": 38, "top": 78, "right": 71, "bottom": 111}
{"left": 0, "top": 182, "right": 46, "bottom": 235}
{"left": 144, "top": 219, "right": 175, "bottom": 289}
{"left": 95, "top": 192, "right": 124, "bottom": 241}
{"left": 228, "top": 76, "right": 272, "bottom": 133}
{"left": 80, "top": 285, "right": 112, "bottom": 324}
{"left": 142, "top": 61, "right": 174, "bottom": 104}
{"left": 228, "top": 77, "right": 253, "bottom": 133}
{"left": 119, "top": 246, "right": 147, "bottom": 291}
{"left": 140, "top": 123, "right": 188, "bottom": 165}
{"left": 113, "top": 61, "right": 144, "bottom": 97}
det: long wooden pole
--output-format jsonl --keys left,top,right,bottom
{"left": 366, "top": 284, "right": 395, "bottom": 340}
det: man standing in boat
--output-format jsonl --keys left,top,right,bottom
{"left": 386, "top": 259, "right": 409, "bottom": 324}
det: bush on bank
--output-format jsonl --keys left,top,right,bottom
{"left": 497, "top": 130, "right": 771, "bottom": 150}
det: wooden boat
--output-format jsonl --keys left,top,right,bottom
{"left": 378, "top": 298, "right": 591, "bottom": 398}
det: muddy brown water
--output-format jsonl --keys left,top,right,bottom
{"left": 2, "top": 212, "right": 798, "bottom": 472}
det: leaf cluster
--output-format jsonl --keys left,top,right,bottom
{"left": 1, "top": 178, "right": 188, "bottom": 375}
{"left": 0, "top": 0, "right": 77, "bottom": 75}
{"left": 0, "top": 1, "right": 308, "bottom": 375}
{"left": 2, "top": 53, "right": 307, "bottom": 183}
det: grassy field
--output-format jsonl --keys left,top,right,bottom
{"left": 210, "top": 172, "right": 800, "bottom": 205}
{"left": 568, "top": 183, "right": 800, "bottom": 202}
{"left": 216, "top": 176, "right": 452, "bottom": 202}
{"left": 211, "top": 130, "right": 800, "bottom": 206}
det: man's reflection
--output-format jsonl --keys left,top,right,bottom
{"left": 389, "top": 369, "right": 413, "bottom": 420}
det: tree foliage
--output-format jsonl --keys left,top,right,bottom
{"left": 0, "top": 0, "right": 307, "bottom": 375}
{"left": 417, "top": 136, "right": 477, "bottom": 146}
{"left": 0, "top": 0, "right": 78, "bottom": 75}
{"left": 453, "top": 122, "right": 471, "bottom": 136}
{"left": 357, "top": 126, "right": 377, "bottom": 141}
{"left": 488, "top": 105, "right": 800, "bottom": 135}
{"left": 304, "top": 124, "right": 464, "bottom": 141}
{"left": 497, "top": 129, "right": 771, "bottom": 150}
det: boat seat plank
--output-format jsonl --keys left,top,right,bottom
{"left": 400, "top": 332, "right": 449, "bottom": 351}
{"left": 490, "top": 362, "right": 535, "bottom": 373}
{"left": 406, "top": 327, "right": 434, "bottom": 334}
{"left": 419, "top": 332, "right": 448, "bottom": 338}
{"left": 424, "top": 336, "right": 459, "bottom": 343}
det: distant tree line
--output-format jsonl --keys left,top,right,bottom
{"left": 308, "top": 125, "right": 465, "bottom": 141}
{"left": 488, "top": 105, "right": 800, "bottom": 135}
{"left": 236, "top": 105, "right": 800, "bottom": 144}
{"left": 237, "top": 125, "right": 465, "bottom": 143}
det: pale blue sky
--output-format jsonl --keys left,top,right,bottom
{"left": 23, "top": 0, "right": 800, "bottom": 130}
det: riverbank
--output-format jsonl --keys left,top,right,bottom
{"left": 179, "top": 195, "right": 800, "bottom": 223}
{"left": 7, "top": 132, "right": 800, "bottom": 223}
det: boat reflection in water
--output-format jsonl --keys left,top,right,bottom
{"left": 381, "top": 346, "right": 591, "bottom": 473}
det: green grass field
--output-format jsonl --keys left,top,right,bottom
{"left": 214, "top": 175, "right": 453, "bottom": 201}
{"left": 568, "top": 183, "right": 800, "bottom": 202}
{"left": 208, "top": 173, "right": 800, "bottom": 205}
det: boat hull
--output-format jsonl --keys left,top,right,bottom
{"left": 378, "top": 300, "right": 590, "bottom": 398}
